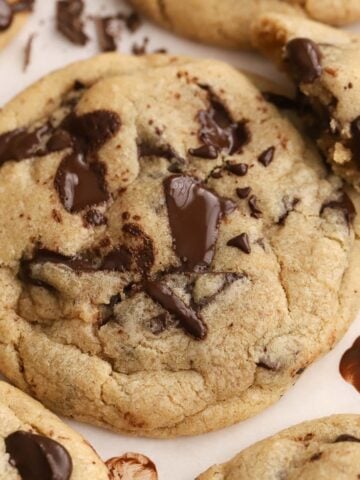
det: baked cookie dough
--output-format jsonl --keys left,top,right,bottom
{"left": 126, "top": 0, "right": 360, "bottom": 49}
{"left": 0, "top": 53, "right": 358, "bottom": 438}
{"left": 253, "top": 14, "right": 360, "bottom": 192}
{"left": 0, "top": 381, "right": 109, "bottom": 479}
{"left": 0, "top": 0, "right": 33, "bottom": 50}
{"left": 197, "top": 415, "right": 360, "bottom": 480}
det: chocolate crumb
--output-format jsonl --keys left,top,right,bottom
{"left": 56, "top": 0, "right": 89, "bottom": 46}
{"left": 132, "top": 36, "right": 149, "bottom": 55}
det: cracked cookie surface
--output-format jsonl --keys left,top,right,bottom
{"left": 0, "top": 381, "right": 108, "bottom": 479}
{"left": 197, "top": 415, "right": 360, "bottom": 480}
{"left": 0, "top": 53, "right": 359, "bottom": 438}
{"left": 253, "top": 14, "right": 360, "bottom": 192}
{"left": 126, "top": 0, "right": 360, "bottom": 49}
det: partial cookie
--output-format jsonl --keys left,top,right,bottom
{"left": 253, "top": 14, "right": 360, "bottom": 191}
{"left": 197, "top": 415, "right": 360, "bottom": 480}
{"left": 0, "top": 0, "right": 33, "bottom": 50}
{"left": 126, "top": 0, "right": 360, "bottom": 49}
{"left": 0, "top": 381, "right": 109, "bottom": 479}
{"left": 0, "top": 53, "right": 358, "bottom": 438}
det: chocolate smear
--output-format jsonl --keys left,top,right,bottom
{"left": 320, "top": 192, "right": 356, "bottom": 226}
{"left": 56, "top": 0, "right": 88, "bottom": 46}
{"left": 5, "top": 430, "right": 72, "bottom": 480}
{"left": 227, "top": 233, "right": 251, "bottom": 254}
{"left": 189, "top": 86, "right": 249, "bottom": 159}
{"left": 340, "top": 337, "right": 360, "bottom": 393}
{"left": 285, "top": 38, "right": 322, "bottom": 84}
{"left": 164, "top": 175, "right": 230, "bottom": 272}
{"left": 144, "top": 280, "right": 207, "bottom": 340}
{"left": 258, "top": 146, "right": 275, "bottom": 167}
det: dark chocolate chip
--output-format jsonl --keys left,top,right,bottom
{"left": 285, "top": 38, "right": 322, "bottom": 84}
{"left": 226, "top": 162, "right": 248, "bottom": 176}
{"left": 5, "top": 430, "right": 72, "bottom": 480}
{"left": 340, "top": 336, "right": 360, "bottom": 393}
{"left": 258, "top": 146, "right": 275, "bottom": 167}
{"left": 54, "top": 152, "right": 109, "bottom": 212}
{"left": 164, "top": 175, "right": 228, "bottom": 272}
{"left": 262, "top": 91, "right": 297, "bottom": 110}
{"left": 227, "top": 233, "right": 251, "bottom": 254}
{"left": 188, "top": 86, "right": 250, "bottom": 159}
{"left": 248, "top": 195, "right": 262, "bottom": 219}
{"left": 144, "top": 280, "right": 207, "bottom": 340}
{"left": 56, "top": 0, "right": 88, "bottom": 45}
{"left": 236, "top": 186, "right": 252, "bottom": 199}
{"left": 334, "top": 434, "right": 360, "bottom": 443}
{"left": 320, "top": 192, "right": 356, "bottom": 226}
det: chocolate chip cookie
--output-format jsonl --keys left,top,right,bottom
{"left": 253, "top": 14, "right": 360, "bottom": 192}
{"left": 197, "top": 415, "right": 360, "bottom": 480}
{"left": 0, "top": 53, "right": 358, "bottom": 438}
{"left": 0, "top": 0, "right": 33, "bottom": 50}
{"left": 0, "top": 381, "right": 109, "bottom": 479}
{"left": 126, "top": 0, "right": 360, "bottom": 49}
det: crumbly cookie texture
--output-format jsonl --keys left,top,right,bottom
{"left": 253, "top": 13, "right": 360, "bottom": 192}
{"left": 0, "top": 0, "right": 32, "bottom": 50}
{"left": 126, "top": 0, "right": 360, "bottom": 49}
{"left": 0, "top": 53, "right": 358, "bottom": 438}
{"left": 0, "top": 381, "right": 108, "bottom": 479}
{"left": 197, "top": 415, "right": 360, "bottom": 480}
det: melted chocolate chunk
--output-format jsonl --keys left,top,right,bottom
{"left": 0, "top": 125, "right": 51, "bottom": 165}
{"left": 55, "top": 152, "right": 108, "bottom": 212}
{"left": 236, "top": 186, "right": 252, "bottom": 199}
{"left": 258, "top": 146, "right": 275, "bottom": 167}
{"left": 189, "top": 87, "right": 249, "bottom": 159}
{"left": 285, "top": 38, "right": 322, "bottom": 84}
{"left": 248, "top": 195, "right": 262, "bottom": 219}
{"left": 144, "top": 280, "right": 207, "bottom": 340}
{"left": 335, "top": 434, "right": 360, "bottom": 443}
{"left": 54, "top": 110, "right": 121, "bottom": 212}
{"left": 5, "top": 430, "right": 72, "bottom": 480}
{"left": 340, "top": 337, "right": 360, "bottom": 393}
{"left": 101, "top": 246, "right": 132, "bottom": 272}
{"left": 21, "top": 249, "right": 96, "bottom": 277}
{"left": 320, "top": 192, "right": 356, "bottom": 226}
{"left": 262, "top": 91, "right": 297, "bottom": 110}
{"left": 227, "top": 233, "right": 251, "bottom": 254}
{"left": 278, "top": 197, "right": 300, "bottom": 225}
{"left": 56, "top": 0, "right": 88, "bottom": 45}
{"left": 164, "top": 175, "right": 229, "bottom": 272}
{"left": 226, "top": 162, "right": 248, "bottom": 176}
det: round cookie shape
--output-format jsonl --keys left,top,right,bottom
{"left": 252, "top": 13, "right": 360, "bottom": 192}
{"left": 0, "top": 0, "right": 33, "bottom": 50}
{"left": 197, "top": 415, "right": 360, "bottom": 480}
{"left": 0, "top": 53, "right": 358, "bottom": 438}
{"left": 126, "top": 0, "right": 360, "bottom": 49}
{"left": 0, "top": 381, "right": 109, "bottom": 479}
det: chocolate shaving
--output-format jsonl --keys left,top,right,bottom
{"left": 23, "top": 33, "right": 35, "bottom": 71}
{"left": 56, "top": 0, "right": 89, "bottom": 46}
